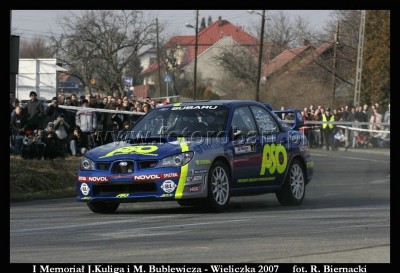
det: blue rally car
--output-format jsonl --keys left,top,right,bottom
{"left": 77, "top": 100, "right": 313, "bottom": 213}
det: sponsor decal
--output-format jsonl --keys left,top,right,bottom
{"left": 134, "top": 174, "right": 161, "bottom": 180}
{"left": 307, "top": 161, "right": 314, "bottom": 168}
{"left": 133, "top": 173, "right": 180, "bottom": 181}
{"left": 189, "top": 185, "right": 201, "bottom": 192}
{"left": 299, "top": 145, "right": 310, "bottom": 152}
{"left": 161, "top": 180, "right": 177, "bottom": 193}
{"left": 171, "top": 105, "right": 218, "bottom": 110}
{"left": 99, "top": 145, "right": 158, "bottom": 158}
{"left": 195, "top": 159, "right": 211, "bottom": 165}
{"left": 260, "top": 144, "right": 288, "bottom": 175}
{"left": 234, "top": 144, "right": 256, "bottom": 154}
{"left": 194, "top": 169, "right": 208, "bottom": 174}
{"left": 161, "top": 193, "right": 174, "bottom": 198}
{"left": 186, "top": 175, "right": 203, "bottom": 182}
{"left": 193, "top": 175, "right": 203, "bottom": 181}
{"left": 89, "top": 176, "right": 109, "bottom": 182}
{"left": 116, "top": 193, "right": 129, "bottom": 198}
{"left": 162, "top": 172, "right": 179, "bottom": 178}
{"left": 78, "top": 176, "right": 109, "bottom": 182}
{"left": 237, "top": 177, "right": 276, "bottom": 183}
{"left": 82, "top": 196, "right": 91, "bottom": 200}
{"left": 80, "top": 183, "right": 90, "bottom": 195}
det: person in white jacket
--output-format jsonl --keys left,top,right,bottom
{"left": 75, "top": 99, "right": 97, "bottom": 134}
{"left": 75, "top": 99, "right": 97, "bottom": 148}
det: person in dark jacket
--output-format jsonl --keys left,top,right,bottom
{"left": 68, "top": 126, "right": 89, "bottom": 156}
{"left": 24, "top": 91, "right": 45, "bottom": 130}
{"left": 10, "top": 106, "right": 28, "bottom": 151}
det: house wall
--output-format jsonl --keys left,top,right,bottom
{"left": 139, "top": 51, "right": 157, "bottom": 72}
{"left": 183, "top": 36, "right": 238, "bottom": 95}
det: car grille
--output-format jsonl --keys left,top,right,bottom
{"left": 97, "top": 162, "right": 111, "bottom": 171}
{"left": 96, "top": 160, "right": 158, "bottom": 172}
{"left": 111, "top": 160, "right": 134, "bottom": 174}
{"left": 93, "top": 183, "right": 157, "bottom": 195}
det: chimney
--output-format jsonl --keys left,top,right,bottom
{"left": 218, "top": 16, "right": 222, "bottom": 26}
{"left": 303, "top": 39, "right": 310, "bottom": 46}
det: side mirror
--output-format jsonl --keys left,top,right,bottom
{"left": 230, "top": 127, "right": 243, "bottom": 141}
{"left": 273, "top": 109, "right": 304, "bottom": 131}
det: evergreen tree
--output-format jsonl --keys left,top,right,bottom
{"left": 200, "top": 17, "right": 206, "bottom": 31}
{"left": 361, "top": 10, "right": 390, "bottom": 107}
{"left": 207, "top": 16, "right": 213, "bottom": 26}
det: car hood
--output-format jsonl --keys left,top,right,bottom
{"left": 84, "top": 140, "right": 188, "bottom": 162}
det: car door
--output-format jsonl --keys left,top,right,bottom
{"left": 230, "top": 106, "right": 264, "bottom": 188}
{"left": 250, "top": 105, "right": 289, "bottom": 186}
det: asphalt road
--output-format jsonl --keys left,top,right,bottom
{"left": 10, "top": 149, "right": 390, "bottom": 264}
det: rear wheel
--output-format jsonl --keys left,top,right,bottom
{"left": 87, "top": 202, "right": 120, "bottom": 213}
{"left": 276, "top": 159, "right": 305, "bottom": 206}
{"left": 205, "top": 161, "right": 230, "bottom": 212}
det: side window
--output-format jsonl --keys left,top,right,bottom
{"left": 232, "top": 107, "right": 257, "bottom": 135}
{"left": 250, "top": 106, "right": 279, "bottom": 134}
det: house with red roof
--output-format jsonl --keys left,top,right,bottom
{"left": 137, "top": 16, "right": 265, "bottom": 98}
{"left": 136, "top": 16, "right": 338, "bottom": 104}
{"left": 258, "top": 40, "right": 340, "bottom": 108}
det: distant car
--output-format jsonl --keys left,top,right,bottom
{"left": 76, "top": 100, "right": 313, "bottom": 213}
{"left": 58, "top": 81, "right": 84, "bottom": 99}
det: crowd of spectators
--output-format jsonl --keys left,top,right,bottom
{"left": 10, "top": 91, "right": 166, "bottom": 160}
{"left": 10, "top": 92, "right": 390, "bottom": 160}
{"left": 294, "top": 103, "right": 390, "bottom": 151}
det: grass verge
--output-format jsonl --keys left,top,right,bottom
{"left": 10, "top": 155, "right": 81, "bottom": 202}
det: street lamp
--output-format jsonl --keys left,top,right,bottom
{"left": 185, "top": 10, "right": 199, "bottom": 101}
{"left": 249, "top": 10, "right": 266, "bottom": 102}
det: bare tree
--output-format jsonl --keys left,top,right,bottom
{"left": 213, "top": 43, "right": 258, "bottom": 88}
{"left": 48, "top": 10, "right": 157, "bottom": 96}
{"left": 19, "top": 35, "right": 53, "bottom": 58}
{"left": 267, "top": 11, "right": 299, "bottom": 51}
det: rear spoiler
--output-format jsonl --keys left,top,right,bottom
{"left": 272, "top": 109, "right": 304, "bottom": 131}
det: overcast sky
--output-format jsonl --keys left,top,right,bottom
{"left": 11, "top": 10, "right": 334, "bottom": 42}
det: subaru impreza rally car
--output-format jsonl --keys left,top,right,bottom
{"left": 77, "top": 100, "right": 313, "bottom": 213}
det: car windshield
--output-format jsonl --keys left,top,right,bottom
{"left": 128, "top": 105, "right": 229, "bottom": 139}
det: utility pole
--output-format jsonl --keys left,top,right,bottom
{"left": 185, "top": 10, "right": 199, "bottom": 100}
{"left": 331, "top": 21, "right": 339, "bottom": 106}
{"left": 353, "top": 10, "right": 366, "bottom": 107}
{"left": 193, "top": 10, "right": 199, "bottom": 101}
{"left": 156, "top": 18, "right": 162, "bottom": 98}
{"left": 255, "top": 10, "right": 266, "bottom": 102}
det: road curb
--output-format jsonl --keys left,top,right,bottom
{"left": 310, "top": 147, "right": 390, "bottom": 156}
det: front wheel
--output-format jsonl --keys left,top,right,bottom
{"left": 276, "top": 159, "right": 305, "bottom": 206}
{"left": 87, "top": 202, "right": 120, "bottom": 213}
{"left": 205, "top": 161, "right": 230, "bottom": 212}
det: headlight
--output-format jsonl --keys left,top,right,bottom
{"left": 80, "top": 157, "right": 95, "bottom": 170}
{"left": 157, "top": 152, "right": 194, "bottom": 168}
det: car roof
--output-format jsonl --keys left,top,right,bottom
{"left": 162, "top": 100, "right": 270, "bottom": 109}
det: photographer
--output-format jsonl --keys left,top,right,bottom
{"left": 54, "top": 113, "right": 70, "bottom": 155}
{"left": 68, "top": 126, "right": 89, "bottom": 156}
{"left": 43, "top": 122, "right": 65, "bottom": 159}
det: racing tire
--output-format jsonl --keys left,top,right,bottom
{"left": 87, "top": 202, "right": 120, "bottom": 213}
{"left": 205, "top": 160, "right": 230, "bottom": 212}
{"left": 276, "top": 158, "right": 305, "bottom": 206}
